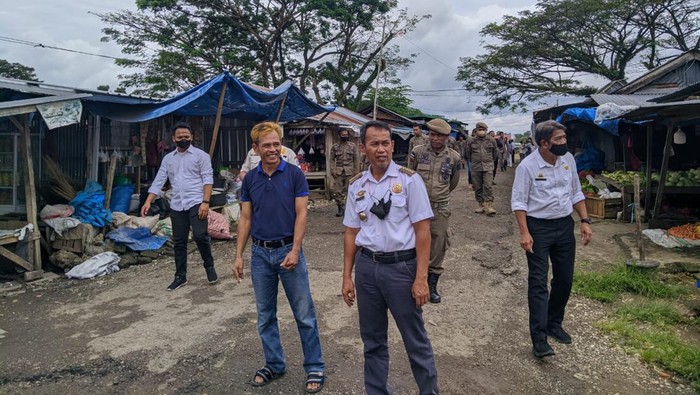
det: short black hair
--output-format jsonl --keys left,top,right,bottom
{"left": 360, "top": 120, "right": 392, "bottom": 144}
{"left": 338, "top": 127, "right": 351, "bottom": 135}
{"left": 534, "top": 120, "right": 566, "bottom": 145}
{"left": 172, "top": 122, "right": 193, "bottom": 135}
{"left": 412, "top": 123, "right": 421, "bottom": 128}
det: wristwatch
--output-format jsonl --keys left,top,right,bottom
{"left": 202, "top": 200, "right": 210, "bottom": 204}
{"left": 580, "top": 218, "right": 592, "bottom": 224}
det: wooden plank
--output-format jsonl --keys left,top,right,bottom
{"left": 652, "top": 124, "right": 674, "bottom": 220}
{"left": 643, "top": 123, "right": 653, "bottom": 222}
{"left": 634, "top": 174, "right": 645, "bottom": 260}
{"left": 104, "top": 155, "right": 118, "bottom": 209}
{"left": 274, "top": 92, "right": 288, "bottom": 123}
{"left": 0, "top": 245, "right": 33, "bottom": 271}
{"left": 208, "top": 82, "right": 228, "bottom": 157}
{"left": 18, "top": 114, "right": 42, "bottom": 273}
{"left": 24, "top": 270, "right": 44, "bottom": 282}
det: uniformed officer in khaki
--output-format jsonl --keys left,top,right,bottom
{"left": 407, "top": 123, "right": 427, "bottom": 157}
{"left": 464, "top": 121, "right": 498, "bottom": 216}
{"left": 408, "top": 118, "right": 461, "bottom": 304}
{"left": 330, "top": 128, "right": 359, "bottom": 216}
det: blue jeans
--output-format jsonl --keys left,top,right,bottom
{"left": 250, "top": 243, "right": 325, "bottom": 374}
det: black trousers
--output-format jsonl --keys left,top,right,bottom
{"left": 170, "top": 204, "right": 214, "bottom": 278}
{"left": 525, "top": 216, "right": 576, "bottom": 344}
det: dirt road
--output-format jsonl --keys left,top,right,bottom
{"left": 0, "top": 166, "right": 693, "bottom": 394}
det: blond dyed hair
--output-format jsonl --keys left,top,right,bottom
{"left": 251, "top": 122, "right": 283, "bottom": 144}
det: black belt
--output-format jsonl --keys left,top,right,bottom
{"left": 252, "top": 236, "right": 294, "bottom": 249}
{"left": 359, "top": 247, "right": 416, "bottom": 263}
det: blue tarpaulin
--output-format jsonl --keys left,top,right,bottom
{"left": 83, "top": 72, "right": 334, "bottom": 123}
{"left": 556, "top": 108, "right": 622, "bottom": 136}
{"left": 106, "top": 227, "right": 169, "bottom": 251}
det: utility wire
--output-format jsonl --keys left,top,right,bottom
{"left": 0, "top": 35, "right": 125, "bottom": 61}
{"left": 401, "top": 36, "right": 458, "bottom": 72}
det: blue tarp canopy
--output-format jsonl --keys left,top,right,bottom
{"left": 83, "top": 72, "right": 334, "bottom": 123}
{"left": 556, "top": 108, "right": 622, "bottom": 136}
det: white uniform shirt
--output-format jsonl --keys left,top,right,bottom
{"left": 511, "top": 149, "right": 585, "bottom": 219}
{"left": 148, "top": 146, "right": 214, "bottom": 211}
{"left": 343, "top": 161, "right": 433, "bottom": 252}
{"left": 240, "top": 146, "right": 298, "bottom": 172}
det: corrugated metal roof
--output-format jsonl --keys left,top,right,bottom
{"left": 0, "top": 93, "right": 91, "bottom": 117}
{"left": 590, "top": 94, "right": 661, "bottom": 107}
{"left": 0, "top": 77, "right": 157, "bottom": 104}
{"left": 617, "top": 98, "right": 700, "bottom": 121}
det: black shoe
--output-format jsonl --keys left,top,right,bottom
{"left": 532, "top": 341, "right": 555, "bottom": 358}
{"left": 206, "top": 267, "right": 218, "bottom": 284}
{"left": 335, "top": 205, "right": 344, "bottom": 217}
{"left": 428, "top": 273, "right": 441, "bottom": 304}
{"left": 167, "top": 276, "right": 188, "bottom": 291}
{"left": 548, "top": 326, "right": 572, "bottom": 344}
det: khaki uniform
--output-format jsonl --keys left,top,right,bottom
{"left": 464, "top": 136, "right": 498, "bottom": 203}
{"left": 408, "top": 144, "right": 461, "bottom": 275}
{"left": 330, "top": 141, "right": 358, "bottom": 206}
{"left": 407, "top": 133, "right": 427, "bottom": 155}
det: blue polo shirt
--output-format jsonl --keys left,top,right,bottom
{"left": 240, "top": 159, "right": 309, "bottom": 241}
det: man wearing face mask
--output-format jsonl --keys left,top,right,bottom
{"left": 463, "top": 122, "right": 498, "bottom": 216}
{"left": 342, "top": 120, "right": 438, "bottom": 394}
{"left": 407, "top": 118, "right": 461, "bottom": 304}
{"left": 511, "top": 120, "right": 593, "bottom": 358}
{"left": 330, "top": 128, "right": 359, "bottom": 217}
{"left": 141, "top": 122, "right": 217, "bottom": 290}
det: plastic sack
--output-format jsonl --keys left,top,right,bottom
{"left": 65, "top": 252, "right": 120, "bottom": 279}
{"left": 110, "top": 184, "right": 135, "bottom": 213}
{"left": 222, "top": 203, "right": 240, "bottom": 224}
{"left": 70, "top": 181, "right": 112, "bottom": 228}
{"left": 208, "top": 210, "right": 232, "bottom": 240}
{"left": 40, "top": 204, "right": 74, "bottom": 220}
{"left": 154, "top": 218, "right": 173, "bottom": 238}
{"left": 594, "top": 103, "right": 638, "bottom": 124}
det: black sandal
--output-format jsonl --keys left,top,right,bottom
{"left": 251, "top": 366, "right": 285, "bottom": 387}
{"left": 305, "top": 371, "right": 325, "bottom": 394}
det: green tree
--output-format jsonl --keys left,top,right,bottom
{"left": 98, "top": 0, "right": 427, "bottom": 105}
{"left": 96, "top": 85, "right": 110, "bottom": 91}
{"left": 355, "top": 85, "right": 422, "bottom": 117}
{"left": 0, "top": 59, "right": 40, "bottom": 81}
{"left": 457, "top": 0, "right": 700, "bottom": 114}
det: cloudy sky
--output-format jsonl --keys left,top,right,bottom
{"left": 0, "top": 0, "right": 588, "bottom": 132}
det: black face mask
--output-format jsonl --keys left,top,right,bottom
{"left": 340, "top": 136, "right": 349, "bottom": 142}
{"left": 176, "top": 140, "right": 191, "bottom": 150}
{"left": 549, "top": 143, "right": 568, "bottom": 156}
{"left": 370, "top": 195, "right": 392, "bottom": 220}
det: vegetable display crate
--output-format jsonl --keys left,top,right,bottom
{"left": 585, "top": 196, "right": 622, "bottom": 219}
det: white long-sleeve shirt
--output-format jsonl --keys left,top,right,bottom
{"left": 148, "top": 146, "right": 214, "bottom": 211}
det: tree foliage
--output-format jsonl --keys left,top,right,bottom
{"left": 98, "top": 0, "right": 427, "bottom": 105}
{"left": 0, "top": 59, "right": 40, "bottom": 81}
{"left": 457, "top": 0, "right": 700, "bottom": 114}
{"left": 355, "top": 85, "right": 422, "bottom": 117}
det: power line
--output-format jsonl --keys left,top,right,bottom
{"left": 0, "top": 35, "right": 125, "bottom": 61}
{"left": 401, "top": 36, "right": 458, "bottom": 72}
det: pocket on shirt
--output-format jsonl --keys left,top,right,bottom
{"left": 388, "top": 194, "right": 408, "bottom": 222}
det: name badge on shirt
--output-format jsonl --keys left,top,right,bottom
{"left": 535, "top": 172, "right": 547, "bottom": 181}
{"left": 356, "top": 190, "right": 366, "bottom": 201}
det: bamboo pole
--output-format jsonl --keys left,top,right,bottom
{"left": 652, "top": 124, "right": 674, "bottom": 220}
{"left": 634, "top": 173, "right": 645, "bottom": 260}
{"left": 208, "top": 82, "right": 228, "bottom": 157}
{"left": 275, "top": 92, "right": 289, "bottom": 123}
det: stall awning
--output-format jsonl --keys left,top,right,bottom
{"left": 83, "top": 72, "right": 334, "bottom": 123}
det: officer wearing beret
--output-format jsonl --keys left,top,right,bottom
{"left": 342, "top": 120, "right": 439, "bottom": 395}
{"left": 330, "top": 128, "right": 359, "bottom": 217}
{"left": 407, "top": 118, "right": 461, "bottom": 304}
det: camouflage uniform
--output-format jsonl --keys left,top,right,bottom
{"left": 463, "top": 135, "right": 499, "bottom": 214}
{"left": 330, "top": 140, "right": 358, "bottom": 214}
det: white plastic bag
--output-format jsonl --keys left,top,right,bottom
{"left": 65, "top": 252, "right": 121, "bottom": 279}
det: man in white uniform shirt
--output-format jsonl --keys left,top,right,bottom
{"left": 511, "top": 120, "right": 593, "bottom": 358}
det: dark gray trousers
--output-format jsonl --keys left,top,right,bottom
{"left": 525, "top": 216, "right": 576, "bottom": 344}
{"left": 355, "top": 252, "right": 439, "bottom": 395}
{"left": 170, "top": 204, "right": 214, "bottom": 278}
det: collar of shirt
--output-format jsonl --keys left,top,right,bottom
{"left": 174, "top": 146, "right": 195, "bottom": 156}
{"left": 363, "top": 160, "right": 399, "bottom": 184}
{"left": 256, "top": 158, "right": 287, "bottom": 174}
{"left": 534, "top": 148, "right": 564, "bottom": 169}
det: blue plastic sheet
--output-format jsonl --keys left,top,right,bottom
{"left": 70, "top": 181, "right": 112, "bottom": 227}
{"left": 110, "top": 184, "right": 135, "bottom": 213}
{"left": 106, "top": 227, "right": 169, "bottom": 251}
{"left": 557, "top": 108, "right": 621, "bottom": 136}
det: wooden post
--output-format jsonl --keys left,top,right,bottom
{"left": 643, "top": 123, "right": 653, "bottom": 222}
{"left": 652, "top": 124, "right": 674, "bottom": 220}
{"left": 274, "top": 92, "right": 288, "bottom": 123}
{"left": 208, "top": 82, "right": 228, "bottom": 157}
{"left": 17, "top": 114, "right": 43, "bottom": 279}
{"left": 634, "top": 173, "right": 645, "bottom": 260}
{"left": 104, "top": 155, "right": 118, "bottom": 209}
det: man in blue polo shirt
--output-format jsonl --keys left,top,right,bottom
{"left": 234, "top": 122, "right": 325, "bottom": 394}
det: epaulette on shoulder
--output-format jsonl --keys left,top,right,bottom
{"left": 399, "top": 166, "right": 416, "bottom": 176}
{"left": 448, "top": 147, "right": 461, "bottom": 157}
{"left": 349, "top": 172, "right": 363, "bottom": 185}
